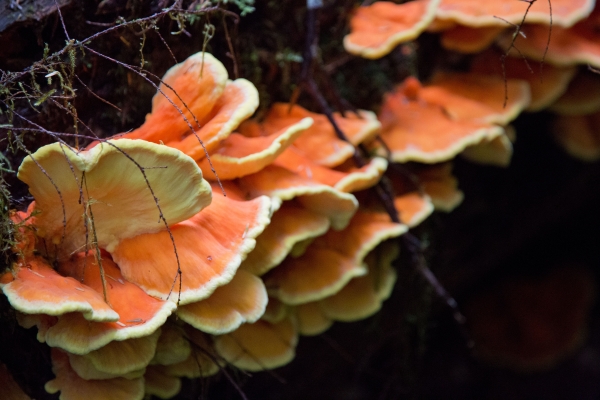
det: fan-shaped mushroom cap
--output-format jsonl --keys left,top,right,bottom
{"left": 550, "top": 69, "right": 600, "bottom": 115}
{"left": 17, "top": 139, "right": 211, "bottom": 257}
{"left": 150, "top": 323, "right": 191, "bottom": 367}
{"left": 470, "top": 49, "right": 577, "bottom": 111}
{"left": 112, "top": 192, "right": 271, "bottom": 304}
{"left": 294, "top": 302, "right": 333, "bottom": 336}
{"left": 214, "top": 318, "right": 298, "bottom": 371}
{"left": 394, "top": 192, "right": 435, "bottom": 227}
{"left": 415, "top": 163, "right": 464, "bottom": 212}
{"left": 2, "top": 256, "right": 118, "bottom": 322}
{"left": 144, "top": 366, "right": 182, "bottom": 399}
{"left": 440, "top": 25, "right": 504, "bottom": 53}
{"left": 274, "top": 147, "right": 388, "bottom": 193}
{"left": 238, "top": 165, "right": 358, "bottom": 230}
{"left": 67, "top": 329, "right": 160, "bottom": 379}
{"left": 264, "top": 210, "right": 407, "bottom": 305}
{"left": 423, "top": 72, "right": 531, "bottom": 125}
{"left": 240, "top": 202, "right": 331, "bottom": 276}
{"left": 165, "top": 78, "right": 260, "bottom": 159}
{"left": 40, "top": 253, "right": 175, "bottom": 355}
{"left": 261, "top": 297, "right": 288, "bottom": 324}
{"left": 503, "top": 4, "right": 600, "bottom": 68}
{"left": 253, "top": 104, "right": 380, "bottom": 167}
{"left": 320, "top": 241, "right": 399, "bottom": 322}
{"left": 461, "top": 132, "right": 513, "bottom": 167}
{"left": 378, "top": 77, "right": 504, "bottom": 163}
{"left": 552, "top": 111, "right": 600, "bottom": 161}
{"left": 45, "top": 349, "right": 144, "bottom": 400}
{"left": 162, "top": 327, "right": 219, "bottom": 378}
{"left": 177, "top": 269, "right": 268, "bottom": 334}
{"left": 436, "top": 0, "right": 594, "bottom": 28}
{"left": 344, "top": 0, "right": 441, "bottom": 59}
{"left": 123, "top": 52, "right": 252, "bottom": 146}
{"left": 195, "top": 117, "right": 312, "bottom": 180}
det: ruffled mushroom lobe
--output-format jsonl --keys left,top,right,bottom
{"left": 214, "top": 318, "right": 298, "bottom": 371}
{"left": 43, "top": 253, "right": 176, "bottom": 355}
{"left": 17, "top": 139, "right": 211, "bottom": 257}
{"left": 2, "top": 256, "right": 118, "bottom": 322}
{"left": 344, "top": 0, "right": 441, "bottom": 59}
{"left": 377, "top": 77, "right": 504, "bottom": 163}
{"left": 436, "top": 0, "right": 594, "bottom": 28}
{"left": 111, "top": 193, "right": 272, "bottom": 304}
{"left": 45, "top": 349, "right": 144, "bottom": 400}
{"left": 264, "top": 210, "right": 407, "bottom": 305}
{"left": 177, "top": 269, "right": 268, "bottom": 334}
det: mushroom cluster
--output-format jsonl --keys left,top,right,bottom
{"left": 7, "top": 0, "right": 600, "bottom": 392}
{"left": 345, "top": 0, "right": 600, "bottom": 163}
{"left": 343, "top": 0, "right": 600, "bottom": 371}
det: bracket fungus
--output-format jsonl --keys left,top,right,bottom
{"left": 344, "top": 0, "right": 441, "bottom": 59}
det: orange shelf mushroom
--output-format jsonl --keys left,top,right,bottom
{"left": 213, "top": 317, "right": 298, "bottom": 372}
{"left": 470, "top": 49, "right": 577, "bottom": 112}
{"left": 503, "top": 2, "right": 600, "bottom": 69}
{"left": 120, "top": 52, "right": 259, "bottom": 159}
{"left": 550, "top": 69, "right": 600, "bottom": 116}
{"left": 45, "top": 349, "right": 145, "bottom": 400}
{"left": 264, "top": 209, "right": 408, "bottom": 305}
{"left": 552, "top": 111, "right": 600, "bottom": 162}
{"left": 435, "top": 0, "right": 594, "bottom": 28}
{"left": 344, "top": 0, "right": 441, "bottom": 59}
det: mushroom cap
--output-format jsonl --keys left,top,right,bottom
{"left": 214, "top": 318, "right": 298, "bottom": 371}
{"left": 41, "top": 253, "right": 176, "bottom": 355}
{"left": 320, "top": 240, "right": 399, "bottom": 322}
{"left": 123, "top": 52, "right": 229, "bottom": 145}
{"left": 293, "top": 302, "right": 333, "bottom": 336}
{"left": 2, "top": 257, "right": 118, "bottom": 322}
{"left": 45, "top": 349, "right": 144, "bottom": 400}
{"left": 461, "top": 132, "right": 513, "bottom": 167}
{"left": 394, "top": 191, "right": 435, "bottom": 227}
{"left": 240, "top": 202, "right": 331, "bottom": 276}
{"left": 423, "top": 72, "right": 531, "bottom": 125}
{"left": 502, "top": 4, "right": 600, "bottom": 68}
{"left": 344, "top": 0, "right": 441, "bottom": 59}
{"left": 440, "top": 25, "right": 504, "bottom": 53}
{"left": 111, "top": 193, "right": 272, "bottom": 304}
{"left": 177, "top": 269, "right": 268, "bottom": 334}
{"left": 378, "top": 77, "right": 505, "bottom": 163}
{"left": 165, "top": 78, "right": 261, "bottom": 160}
{"left": 17, "top": 139, "right": 211, "bottom": 257}
{"left": 67, "top": 329, "right": 161, "bottom": 378}
{"left": 550, "top": 69, "right": 600, "bottom": 115}
{"left": 264, "top": 210, "right": 407, "bottom": 305}
{"left": 436, "top": 0, "right": 594, "bottom": 28}
{"left": 144, "top": 366, "right": 182, "bottom": 399}
{"left": 196, "top": 117, "right": 312, "bottom": 180}
{"left": 238, "top": 165, "right": 359, "bottom": 230}
{"left": 150, "top": 323, "right": 191, "bottom": 367}
{"left": 552, "top": 112, "right": 600, "bottom": 161}
{"left": 253, "top": 104, "right": 381, "bottom": 167}
{"left": 274, "top": 147, "right": 388, "bottom": 193}
{"left": 470, "top": 49, "right": 577, "bottom": 111}
{"left": 261, "top": 297, "right": 288, "bottom": 324}
{"left": 415, "top": 163, "right": 464, "bottom": 212}
{"left": 162, "top": 327, "right": 219, "bottom": 378}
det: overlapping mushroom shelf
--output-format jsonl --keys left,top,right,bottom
{"left": 341, "top": 0, "right": 600, "bottom": 372}
{"left": 6, "top": 5, "right": 600, "bottom": 391}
